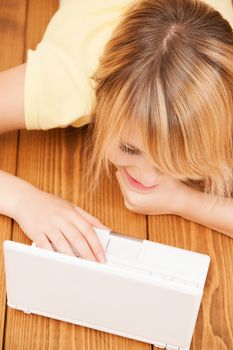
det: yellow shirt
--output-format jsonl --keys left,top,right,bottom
{"left": 24, "top": 0, "right": 233, "bottom": 130}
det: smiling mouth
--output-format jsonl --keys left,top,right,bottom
{"left": 123, "top": 168, "right": 158, "bottom": 190}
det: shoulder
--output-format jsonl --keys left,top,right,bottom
{"left": 25, "top": 0, "right": 133, "bottom": 130}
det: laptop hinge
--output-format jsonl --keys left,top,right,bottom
{"left": 15, "top": 305, "right": 31, "bottom": 314}
{"left": 153, "top": 340, "right": 166, "bottom": 348}
{"left": 167, "top": 345, "right": 188, "bottom": 350}
{"left": 153, "top": 342, "right": 188, "bottom": 350}
{"left": 166, "top": 345, "right": 179, "bottom": 350}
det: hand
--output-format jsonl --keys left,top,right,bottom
{"left": 115, "top": 169, "right": 187, "bottom": 215}
{"left": 14, "top": 186, "right": 111, "bottom": 263}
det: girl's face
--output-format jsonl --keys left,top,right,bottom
{"left": 107, "top": 128, "right": 163, "bottom": 193}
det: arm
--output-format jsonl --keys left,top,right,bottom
{"left": 116, "top": 170, "right": 233, "bottom": 239}
{"left": 0, "top": 65, "right": 108, "bottom": 262}
{"left": 0, "top": 63, "right": 26, "bottom": 133}
{"left": 175, "top": 186, "right": 233, "bottom": 238}
{"left": 0, "top": 171, "right": 108, "bottom": 262}
{"left": 0, "top": 170, "right": 34, "bottom": 218}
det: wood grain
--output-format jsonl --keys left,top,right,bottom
{"left": 0, "top": 136, "right": 17, "bottom": 350}
{"left": 0, "top": 0, "right": 28, "bottom": 349}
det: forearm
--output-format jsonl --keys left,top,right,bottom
{"left": 0, "top": 64, "right": 26, "bottom": 133}
{"left": 176, "top": 185, "right": 233, "bottom": 238}
{"left": 0, "top": 170, "right": 37, "bottom": 220}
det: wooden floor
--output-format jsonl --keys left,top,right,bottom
{"left": 0, "top": 0, "right": 233, "bottom": 349}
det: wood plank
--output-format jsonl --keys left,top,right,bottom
{"left": 0, "top": 0, "right": 28, "bottom": 349}
{"left": 148, "top": 214, "right": 233, "bottom": 349}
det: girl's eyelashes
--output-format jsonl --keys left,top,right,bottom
{"left": 119, "top": 143, "right": 140, "bottom": 155}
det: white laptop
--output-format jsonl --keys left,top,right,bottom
{"left": 3, "top": 228, "right": 210, "bottom": 350}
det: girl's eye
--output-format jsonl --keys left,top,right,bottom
{"left": 119, "top": 143, "right": 140, "bottom": 155}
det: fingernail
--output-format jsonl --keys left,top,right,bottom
{"left": 97, "top": 253, "right": 106, "bottom": 263}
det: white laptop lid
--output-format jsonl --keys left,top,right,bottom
{"left": 3, "top": 228, "right": 210, "bottom": 350}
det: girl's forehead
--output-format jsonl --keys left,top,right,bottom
{"left": 121, "top": 125, "right": 145, "bottom": 150}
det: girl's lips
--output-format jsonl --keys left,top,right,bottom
{"left": 123, "top": 168, "right": 158, "bottom": 190}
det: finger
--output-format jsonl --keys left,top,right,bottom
{"left": 68, "top": 212, "right": 106, "bottom": 263}
{"left": 60, "top": 221, "right": 98, "bottom": 262}
{"left": 36, "top": 234, "right": 55, "bottom": 252}
{"left": 46, "top": 230, "right": 77, "bottom": 257}
{"left": 74, "top": 205, "right": 111, "bottom": 231}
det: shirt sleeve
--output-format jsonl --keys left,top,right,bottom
{"left": 24, "top": 0, "right": 129, "bottom": 130}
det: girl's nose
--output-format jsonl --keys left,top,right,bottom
{"left": 140, "top": 171, "right": 162, "bottom": 187}
{"left": 133, "top": 162, "right": 163, "bottom": 187}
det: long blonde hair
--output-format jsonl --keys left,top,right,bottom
{"left": 83, "top": 0, "right": 233, "bottom": 198}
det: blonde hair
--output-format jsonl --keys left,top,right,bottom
{"left": 83, "top": 0, "right": 233, "bottom": 198}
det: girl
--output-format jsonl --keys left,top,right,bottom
{"left": 0, "top": 0, "right": 232, "bottom": 263}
